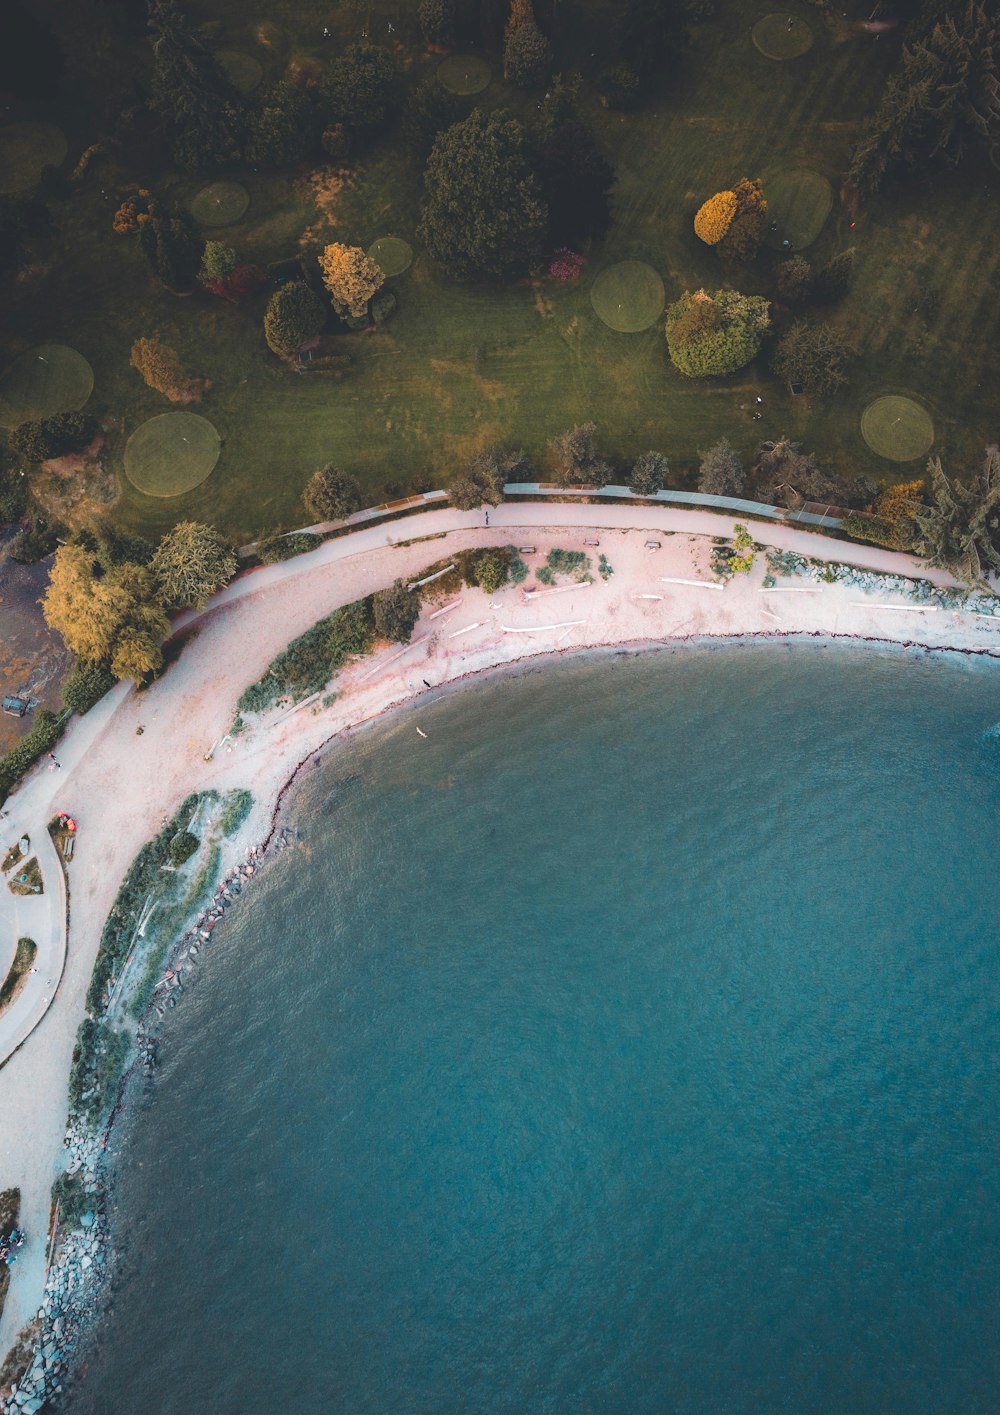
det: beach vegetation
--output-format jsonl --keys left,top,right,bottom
{"left": 238, "top": 596, "right": 377, "bottom": 715}
{"left": 473, "top": 549, "right": 511, "bottom": 594}
{"left": 508, "top": 548, "right": 529, "bottom": 584}
{"left": 598, "top": 554, "right": 613, "bottom": 579}
{"left": 68, "top": 1018, "right": 131, "bottom": 1124}
{"left": 151, "top": 521, "right": 237, "bottom": 609}
{"left": 373, "top": 579, "right": 421, "bottom": 643}
{"left": 168, "top": 830, "right": 200, "bottom": 867}
{"left": 303, "top": 466, "right": 364, "bottom": 522}
{"left": 218, "top": 789, "right": 253, "bottom": 838}
{"left": 51, "top": 1172, "right": 94, "bottom": 1231}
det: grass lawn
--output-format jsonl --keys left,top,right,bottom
{"left": 2, "top": 0, "right": 999, "bottom": 543}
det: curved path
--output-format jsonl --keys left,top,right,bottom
{"left": 0, "top": 500, "right": 975, "bottom": 1357}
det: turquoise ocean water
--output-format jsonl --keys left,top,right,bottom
{"left": 76, "top": 645, "right": 1000, "bottom": 1413}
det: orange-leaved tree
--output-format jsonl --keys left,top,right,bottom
{"left": 130, "top": 337, "right": 209, "bottom": 404}
{"left": 694, "top": 190, "right": 737, "bottom": 246}
{"left": 318, "top": 243, "right": 385, "bottom": 320}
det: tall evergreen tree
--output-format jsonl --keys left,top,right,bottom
{"left": 913, "top": 451, "right": 1000, "bottom": 583}
{"left": 147, "top": 0, "right": 244, "bottom": 170}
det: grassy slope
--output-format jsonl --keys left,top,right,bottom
{"left": 3, "top": 0, "right": 999, "bottom": 541}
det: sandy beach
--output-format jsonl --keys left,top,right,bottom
{"left": 0, "top": 501, "right": 997, "bottom": 1386}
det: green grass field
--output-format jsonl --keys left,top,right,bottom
{"left": 3, "top": 0, "right": 1000, "bottom": 542}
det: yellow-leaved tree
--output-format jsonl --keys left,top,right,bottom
{"left": 694, "top": 190, "right": 737, "bottom": 246}
{"left": 42, "top": 545, "right": 169, "bottom": 683}
{"left": 318, "top": 243, "right": 385, "bottom": 320}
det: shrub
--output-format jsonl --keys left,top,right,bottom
{"left": 776, "top": 255, "right": 812, "bottom": 304}
{"left": 303, "top": 465, "right": 363, "bottom": 522}
{"left": 629, "top": 450, "right": 668, "bottom": 497}
{"left": 9, "top": 412, "right": 97, "bottom": 462}
{"left": 373, "top": 579, "right": 420, "bottom": 643}
{"left": 371, "top": 290, "right": 397, "bottom": 324}
{"left": 665, "top": 289, "right": 769, "bottom": 378}
{"left": 219, "top": 789, "right": 253, "bottom": 837}
{"left": 168, "top": 830, "right": 199, "bottom": 866}
{"left": 814, "top": 248, "right": 856, "bottom": 304}
{"left": 504, "top": 1, "right": 552, "bottom": 88}
{"left": 130, "top": 337, "right": 209, "bottom": 403}
{"left": 327, "top": 598, "right": 375, "bottom": 669}
{"left": 716, "top": 177, "right": 766, "bottom": 261}
{"left": 52, "top": 1172, "right": 95, "bottom": 1230}
{"left": 151, "top": 522, "right": 237, "bottom": 609}
{"left": 448, "top": 446, "right": 526, "bottom": 508}
{"left": 8, "top": 524, "right": 58, "bottom": 562}
{"left": 198, "top": 241, "right": 237, "bottom": 287}
{"left": 474, "top": 549, "right": 511, "bottom": 594}
{"left": 257, "top": 532, "right": 322, "bottom": 563}
{"left": 842, "top": 480, "right": 922, "bottom": 551}
{"left": 62, "top": 659, "right": 116, "bottom": 716}
{"left": 264, "top": 281, "right": 326, "bottom": 357}
{"left": 323, "top": 43, "right": 399, "bottom": 138}
{"left": 68, "top": 1018, "right": 130, "bottom": 1124}
{"left": 694, "top": 190, "right": 736, "bottom": 246}
{"left": 545, "top": 548, "right": 587, "bottom": 576}
{"left": 0, "top": 709, "right": 62, "bottom": 807}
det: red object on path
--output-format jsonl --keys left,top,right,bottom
{"left": 67, "top": 819, "right": 76, "bottom": 832}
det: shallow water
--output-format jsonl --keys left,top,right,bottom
{"left": 78, "top": 645, "right": 1000, "bottom": 1413}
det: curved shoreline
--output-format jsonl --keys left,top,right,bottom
{"left": 1, "top": 505, "right": 998, "bottom": 1401}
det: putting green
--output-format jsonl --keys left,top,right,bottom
{"left": 590, "top": 262, "right": 665, "bottom": 333}
{"left": 0, "top": 122, "right": 68, "bottom": 195}
{"left": 437, "top": 55, "right": 491, "bottom": 95}
{"left": 861, "top": 396, "right": 935, "bottom": 462}
{"left": 763, "top": 168, "right": 833, "bottom": 250}
{"left": 0, "top": 345, "right": 94, "bottom": 428}
{"left": 752, "top": 13, "right": 814, "bottom": 59}
{"left": 219, "top": 49, "right": 264, "bottom": 94}
{"left": 367, "top": 236, "right": 413, "bottom": 278}
{"left": 124, "top": 413, "right": 221, "bottom": 497}
{"left": 190, "top": 181, "right": 250, "bottom": 227}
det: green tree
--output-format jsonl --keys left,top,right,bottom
{"left": 913, "top": 451, "right": 1000, "bottom": 583}
{"left": 403, "top": 78, "right": 468, "bottom": 157}
{"left": 323, "top": 43, "right": 399, "bottom": 137}
{"left": 264, "top": 281, "right": 326, "bottom": 357}
{"left": 504, "top": 0, "right": 551, "bottom": 88}
{"left": 772, "top": 321, "right": 855, "bottom": 396}
{"left": 697, "top": 438, "right": 745, "bottom": 497}
{"left": 665, "top": 288, "right": 769, "bottom": 378}
{"left": 448, "top": 446, "right": 527, "bottom": 508}
{"left": 847, "top": 4, "right": 1000, "bottom": 194}
{"left": 418, "top": 109, "right": 546, "bottom": 279}
{"left": 151, "top": 521, "right": 237, "bottom": 609}
{"left": 373, "top": 579, "right": 420, "bottom": 642}
{"left": 549, "top": 422, "right": 612, "bottom": 486}
{"left": 776, "top": 255, "right": 812, "bottom": 305}
{"left": 628, "top": 450, "right": 668, "bottom": 497}
{"left": 245, "top": 81, "right": 320, "bottom": 166}
{"left": 139, "top": 207, "right": 203, "bottom": 291}
{"left": 303, "top": 465, "right": 363, "bottom": 521}
{"left": 10, "top": 412, "right": 96, "bottom": 462}
{"left": 198, "top": 240, "right": 236, "bottom": 286}
{"left": 147, "top": 0, "right": 244, "bottom": 170}
{"left": 601, "top": 63, "right": 642, "bottom": 111}
{"left": 62, "top": 659, "right": 117, "bottom": 716}
{"left": 419, "top": 0, "right": 456, "bottom": 45}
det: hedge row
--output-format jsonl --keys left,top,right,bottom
{"left": 0, "top": 710, "right": 62, "bottom": 807}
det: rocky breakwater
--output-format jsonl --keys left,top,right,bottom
{"left": 2, "top": 1125, "right": 107, "bottom": 1414}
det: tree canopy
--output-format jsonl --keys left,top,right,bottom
{"left": 418, "top": 109, "right": 546, "bottom": 279}
{"left": 147, "top": 0, "right": 244, "bottom": 170}
{"left": 448, "top": 446, "right": 528, "bottom": 508}
{"left": 549, "top": 422, "right": 612, "bottom": 486}
{"left": 150, "top": 521, "right": 237, "bottom": 608}
{"left": 628, "top": 450, "right": 668, "bottom": 497}
{"left": 372, "top": 579, "right": 420, "bottom": 643}
{"left": 323, "top": 43, "right": 399, "bottom": 137}
{"left": 912, "top": 451, "right": 1000, "bottom": 583}
{"left": 318, "top": 243, "right": 385, "bottom": 319}
{"left": 264, "top": 281, "right": 326, "bottom": 357}
{"left": 665, "top": 289, "right": 769, "bottom": 377}
{"left": 303, "top": 465, "right": 363, "bottom": 521}
{"left": 772, "top": 321, "right": 855, "bottom": 396}
{"left": 697, "top": 438, "right": 745, "bottom": 497}
{"left": 42, "top": 544, "right": 169, "bottom": 683}
{"left": 10, "top": 412, "right": 96, "bottom": 462}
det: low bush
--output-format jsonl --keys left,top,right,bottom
{"left": 8, "top": 524, "right": 58, "bottom": 563}
{"left": 68, "top": 1018, "right": 130, "bottom": 1124}
{"left": 168, "top": 830, "right": 199, "bottom": 866}
{"left": 238, "top": 597, "right": 376, "bottom": 715}
{"left": 257, "top": 532, "right": 322, "bottom": 563}
{"left": 546, "top": 548, "right": 588, "bottom": 576}
{"left": 0, "top": 709, "right": 62, "bottom": 807}
{"left": 62, "top": 659, "right": 116, "bottom": 716}
{"left": 218, "top": 788, "right": 253, "bottom": 838}
{"left": 52, "top": 1172, "right": 95, "bottom": 1230}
